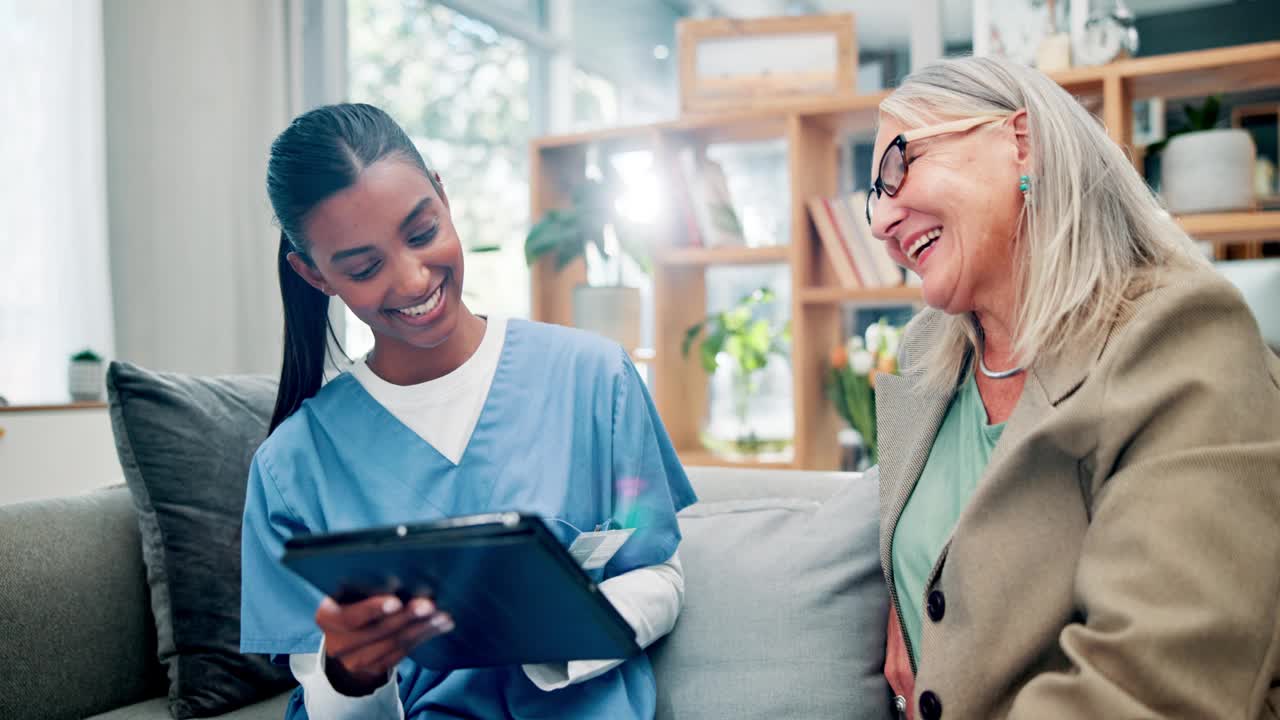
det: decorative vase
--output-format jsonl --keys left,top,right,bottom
{"left": 1162, "top": 129, "right": 1257, "bottom": 214}
{"left": 572, "top": 285, "right": 642, "bottom": 351}
{"left": 700, "top": 355, "right": 793, "bottom": 460}
{"left": 68, "top": 359, "right": 104, "bottom": 402}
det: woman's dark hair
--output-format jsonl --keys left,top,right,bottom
{"left": 266, "top": 103, "right": 442, "bottom": 432}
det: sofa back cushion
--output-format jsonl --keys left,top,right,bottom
{"left": 0, "top": 487, "right": 167, "bottom": 720}
{"left": 106, "top": 362, "right": 295, "bottom": 719}
{"left": 650, "top": 467, "right": 892, "bottom": 720}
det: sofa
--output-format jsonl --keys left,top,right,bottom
{"left": 0, "top": 465, "right": 890, "bottom": 720}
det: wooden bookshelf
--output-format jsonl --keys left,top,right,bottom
{"left": 1177, "top": 211, "right": 1280, "bottom": 245}
{"left": 657, "top": 245, "right": 791, "bottom": 266}
{"left": 529, "top": 41, "right": 1280, "bottom": 470}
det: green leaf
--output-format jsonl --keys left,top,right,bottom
{"left": 723, "top": 334, "right": 744, "bottom": 364}
{"left": 699, "top": 340, "right": 719, "bottom": 374}
{"left": 745, "top": 319, "right": 771, "bottom": 354}
{"left": 1203, "top": 95, "right": 1221, "bottom": 129}
{"left": 724, "top": 306, "right": 751, "bottom": 332}
{"left": 525, "top": 209, "right": 581, "bottom": 265}
{"left": 682, "top": 323, "right": 704, "bottom": 357}
{"left": 710, "top": 204, "right": 744, "bottom": 235}
{"left": 554, "top": 236, "right": 585, "bottom": 270}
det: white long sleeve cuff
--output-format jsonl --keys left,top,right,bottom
{"left": 521, "top": 551, "right": 685, "bottom": 692}
{"left": 290, "top": 636, "right": 404, "bottom": 720}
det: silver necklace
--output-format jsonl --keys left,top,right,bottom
{"left": 978, "top": 349, "right": 1024, "bottom": 379}
{"left": 975, "top": 324, "right": 1024, "bottom": 379}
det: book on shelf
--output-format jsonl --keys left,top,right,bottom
{"left": 807, "top": 190, "right": 905, "bottom": 289}
{"left": 847, "top": 191, "right": 904, "bottom": 287}
{"left": 677, "top": 149, "right": 747, "bottom": 248}
{"left": 662, "top": 149, "right": 703, "bottom": 247}
{"left": 807, "top": 195, "right": 862, "bottom": 288}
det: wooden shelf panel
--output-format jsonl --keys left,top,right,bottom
{"left": 1121, "top": 41, "right": 1280, "bottom": 101}
{"left": 0, "top": 401, "right": 107, "bottom": 414}
{"left": 793, "top": 91, "right": 890, "bottom": 137}
{"left": 532, "top": 125, "right": 655, "bottom": 152}
{"left": 1177, "top": 211, "right": 1280, "bottom": 245}
{"left": 800, "top": 286, "right": 923, "bottom": 305}
{"left": 661, "top": 110, "right": 788, "bottom": 145}
{"left": 677, "top": 448, "right": 795, "bottom": 470}
{"left": 657, "top": 245, "right": 791, "bottom": 267}
{"left": 1049, "top": 66, "right": 1107, "bottom": 97}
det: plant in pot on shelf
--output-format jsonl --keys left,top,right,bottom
{"left": 69, "top": 348, "right": 105, "bottom": 402}
{"left": 682, "top": 287, "right": 792, "bottom": 459}
{"left": 827, "top": 319, "right": 903, "bottom": 469}
{"left": 1149, "top": 95, "right": 1257, "bottom": 215}
{"left": 525, "top": 172, "right": 651, "bottom": 351}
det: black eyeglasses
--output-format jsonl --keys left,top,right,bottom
{"left": 866, "top": 115, "right": 1009, "bottom": 225}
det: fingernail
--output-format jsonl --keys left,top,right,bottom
{"left": 382, "top": 597, "right": 402, "bottom": 614}
{"left": 432, "top": 613, "right": 454, "bottom": 632}
{"left": 320, "top": 597, "right": 338, "bottom": 611}
{"left": 413, "top": 599, "right": 434, "bottom": 618}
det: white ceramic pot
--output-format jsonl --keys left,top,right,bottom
{"left": 572, "top": 285, "right": 641, "bottom": 351}
{"left": 1162, "top": 129, "right": 1257, "bottom": 214}
{"left": 68, "top": 360, "right": 104, "bottom": 402}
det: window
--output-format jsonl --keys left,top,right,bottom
{"left": 345, "top": 0, "right": 534, "bottom": 357}
{"left": 572, "top": 67, "right": 618, "bottom": 132}
{"left": 0, "top": 2, "right": 112, "bottom": 405}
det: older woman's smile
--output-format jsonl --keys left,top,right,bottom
{"left": 904, "top": 226, "right": 943, "bottom": 264}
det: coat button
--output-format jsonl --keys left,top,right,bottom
{"left": 920, "top": 690, "right": 943, "bottom": 720}
{"left": 927, "top": 590, "right": 946, "bottom": 622}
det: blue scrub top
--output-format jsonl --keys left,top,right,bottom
{"left": 240, "top": 319, "right": 696, "bottom": 719}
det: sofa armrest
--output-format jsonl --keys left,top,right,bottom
{"left": 0, "top": 486, "right": 166, "bottom": 720}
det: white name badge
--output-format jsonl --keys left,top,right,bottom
{"left": 567, "top": 529, "right": 636, "bottom": 571}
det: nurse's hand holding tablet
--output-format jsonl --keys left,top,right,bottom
{"left": 316, "top": 594, "right": 454, "bottom": 695}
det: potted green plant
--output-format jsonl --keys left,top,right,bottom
{"left": 69, "top": 348, "right": 105, "bottom": 402}
{"left": 1150, "top": 96, "right": 1257, "bottom": 214}
{"left": 525, "top": 170, "right": 651, "bottom": 351}
{"left": 682, "top": 287, "right": 791, "bottom": 458}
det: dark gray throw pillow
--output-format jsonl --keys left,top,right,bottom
{"left": 106, "top": 362, "right": 295, "bottom": 719}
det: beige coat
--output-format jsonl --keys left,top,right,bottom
{"left": 876, "top": 269, "right": 1280, "bottom": 719}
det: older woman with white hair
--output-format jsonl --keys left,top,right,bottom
{"left": 867, "top": 56, "right": 1280, "bottom": 720}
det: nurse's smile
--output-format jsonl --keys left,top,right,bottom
{"left": 388, "top": 274, "right": 449, "bottom": 327}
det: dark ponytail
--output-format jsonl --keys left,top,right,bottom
{"left": 270, "top": 232, "right": 334, "bottom": 432}
{"left": 265, "top": 103, "right": 433, "bottom": 432}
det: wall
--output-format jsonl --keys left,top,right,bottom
{"left": 0, "top": 408, "right": 122, "bottom": 506}
{"left": 1135, "top": 0, "right": 1280, "bottom": 57}
{"left": 102, "top": 0, "right": 291, "bottom": 378}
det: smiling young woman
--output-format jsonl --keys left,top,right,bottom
{"left": 241, "top": 103, "right": 696, "bottom": 719}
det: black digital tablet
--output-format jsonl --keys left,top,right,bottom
{"left": 281, "top": 512, "right": 640, "bottom": 671}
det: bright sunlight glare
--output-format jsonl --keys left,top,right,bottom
{"left": 611, "top": 150, "right": 661, "bottom": 225}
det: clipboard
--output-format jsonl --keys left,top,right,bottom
{"left": 280, "top": 512, "right": 640, "bottom": 671}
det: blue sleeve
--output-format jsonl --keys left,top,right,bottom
{"left": 239, "top": 451, "right": 324, "bottom": 658}
{"left": 605, "top": 353, "right": 698, "bottom": 577}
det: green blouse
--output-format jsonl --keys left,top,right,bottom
{"left": 891, "top": 373, "right": 1005, "bottom": 665}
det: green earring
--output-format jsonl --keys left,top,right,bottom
{"left": 1019, "top": 174, "right": 1031, "bottom": 195}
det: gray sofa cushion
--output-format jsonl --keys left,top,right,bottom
{"left": 106, "top": 362, "right": 295, "bottom": 719}
{"left": 0, "top": 488, "right": 168, "bottom": 720}
{"left": 85, "top": 693, "right": 292, "bottom": 720}
{"left": 650, "top": 471, "right": 892, "bottom": 720}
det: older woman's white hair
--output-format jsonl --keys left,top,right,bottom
{"left": 879, "top": 55, "right": 1207, "bottom": 393}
